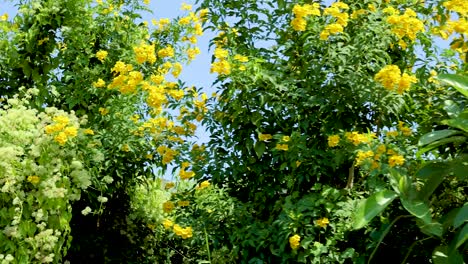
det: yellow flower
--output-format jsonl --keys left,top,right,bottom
{"left": 328, "top": 135, "right": 340, "bottom": 147}
{"left": 162, "top": 219, "right": 173, "bottom": 229}
{"left": 54, "top": 132, "right": 68, "bottom": 145}
{"left": 234, "top": 54, "right": 249, "bottom": 62}
{"left": 96, "top": 50, "right": 108, "bottom": 62}
{"left": 93, "top": 78, "right": 106, "bottom": 88}
{"left": 210, "top": 60, "right": 231, "bottom": 75}
{"left": 158, "top": 46, "right": 174, "bottom": 58}
{"left": 64, "top": 126, "right": 78, "bottom": 138}
{"left": 214, "top": 47, "right": 229, "bottom": 59}
{"left": 386, "top": 130, "right": 399, "bottom": 137}
{"left": 282, "top": 136, "right": 291, "bottom": 142}
{"left": 316, "top": 217, "right": 330, "bottom": 228}
{"left": 289, "top": 234, "right": 301, "bottom": 250}
{"left": 291, "top": 17, "right": 307, "bottom": 31}
{"left": 178, "top": 200, "right": 190, "bottom": 207}
{"left": 27, "top": 175, "right": 40, "bottom": 184}
{"left": 99, "top": 107, "right": 109, "bottom": 116}
{"left": 198, "top": 180, "right": 210, "bottom": 189}
{"left": 355, "top": 150, "right": 374, "bottom": 165}
{"left": 122, "top": 144, "right": 130, "bottom": 152}
{"left": 179, "top": 169, "right": 195, "bottom": 180}
{"left": 165, "top": 182, "right": 175, "bottom": 189}
{"left": 376, "top": 144, "right": 386, "bottom": 154}
{"left": 0, "top": 13, "right": 9, "bottom": 21}
{"left": 388, "top": 155, "right": 405, "bottom": 167}
{"left": 276, "top": 144, "right": 289, "bottom": 151}
{"left": 258, "top": 133, "right": 272, "bottom": 141}
{"left": 181, "top": 3, "right": 192, "bottom": 11}
{"left": 162, "top": 201, "right": 174, "bottom": 213}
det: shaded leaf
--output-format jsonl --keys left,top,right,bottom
{"left": 453, "top": 204, "right": 468, "bottom": 229}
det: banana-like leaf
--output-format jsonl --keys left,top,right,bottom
{"left": 353, "top": 189, "right": 398, "bottom": 230}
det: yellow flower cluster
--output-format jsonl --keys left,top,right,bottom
{"left": 0, "top": 13, "right": 8, "bottom": 21}
{"left": 385, "top": 8, "right": 424, "bottom": 49}
{"left": 345, "top": 131, "right": 372, "bottom": 146}
{"left": 173, "top": 224, "right": 193, "bottom": 239}
{"left": 211, "top": 47, "right": 231, "bottom": 75}
{"left": 291, "top": 3, "right": 320, "bottom": 31}
{"left": 259, "top": 133, "right": 272, "bottom": 141}
{"left": 388, "top": 155, "right": 405, "bottom": 167}
{"left": 45, "top": 115, "right": 78, "bottom": 145}
{"left": 93, "top": 78, "right": 106, "bottom": 88}
{"left": 197, "top": 180, "right": 210, "bottom": 189}
{"left": 162, "top": 219, "right": 193, "bottom": 239}
{"left": 316, "top": 217, "right": 330, "bottom": 228}
{"left": 27, "top": 175, "right": 40, "bottom": 184}
{"left": 289, "top": 234, "right": 301, "bottom": 250}
{"left": 328, "top": 135, "right": 340, "bottom": 147}
{"left": 320, "top": 2, "right": 349, "bottom": 40}
{"left": 356, "top": 150, "right": 375, "bottom": 165}
{"left": 177, "top": 200, "right": 190, "bottom": 207}
{"left": 157, "top": 145, "right": 178, "bottom": 165}
{"left": 162, "top": 201, "right": 174, "bottom": 213}
{"left": 178, "top": 161, "right": 195, "bottom": 180}
{"left": 133, "top": 42, "right": 156, "bottom": 64}
{"left": 398, "top": 121, "right": 412, "bottom": 136}
{"left": 374, "top": 65, "right": 417, "bottom": 94}
{"left": 443, "top": 0, "right": 468, "bottom": 16}
{"left": 96, "top": 50, "right": 108, "bottom": 62}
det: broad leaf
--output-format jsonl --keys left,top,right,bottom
{"left": 401, "top": 197, "right": 432, "bottom": 224}
{"left": 353, "top": 189, "right": 398, "bottom": 230}
{"left": 254, "top": 141, "right": 266, "bottom": 158}
{"left": 432, "top": 246, "right": 464, "bottom": 264}
{"left": 437, "top": 74, "right": 468, "bottom": 98}
{"left": 418, "top": 130, "right": 462, "bottom": 146}
{"left": 453, "top": 223, "right": 468, "bottom": 249}
{"left": 442, "top": 118, "right": 468, "bottom": 133}
{"left": 417, "top": 136, "right": 467, "bottom": 155}
{"left": 453, "top": 203, "right": 468, "bottom": 229}
{"left": 415, "top": 162, "right": 449, "bottom": 201}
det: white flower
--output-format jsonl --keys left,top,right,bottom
{"left": 97, "top": 196, "right": 108, "bottom": 203}
{"left": 81, "top": 206, "right": 92, "bottom": 216}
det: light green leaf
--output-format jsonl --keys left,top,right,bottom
{"left": 442, "top": 118, "right": 468, "bottom": 133}
{"left": 417, "top": 136, "right": 467, "bottom": 155}
{"left": 353, "top": 189, "right": 398, "bottom": 230}
{"left": 418, "top": 130, "right": 462, "bottom": 146}
{"left": 401, "top": 197, "right": 432, "bottom": 224}
{"left": 437, "top": 74, "right": 468, "bottom": 98}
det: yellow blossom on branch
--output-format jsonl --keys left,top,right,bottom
{"left": 316, "top": 217, "right": 330, "bottom": 228}
{"left": 388, "top": 155, "right": 405, "bottom": 167}
{"left": 258, "top": 133, "right": 272, "bottom": 141}
{"left": 328, "top": 135, "right": 340, "bottom": 147}
{"left": 289, "top": 234, "right": 301, "bottom": 250}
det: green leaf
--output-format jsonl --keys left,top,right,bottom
{"left": 254, "top": 141, "right": 265, "bottom": 158}
{"left": 353, "top": 189, "right": 398, "bottom": 230}
{"left": 418, "top": 220, "right": 443, "bottom": 237}
{"left": 432, "top": 245, "right": 464, "bottom": 264}
{"left": 432, "top": 246, "right": 449, "bottom": 264}
{"left": 400, "top": 197, "right": 432, "bottom": 224}
{"left": 415, "top": 162, "right": 449, "bottom": 201}
{"left": 442, "top": 118, "right": 468, "bottom": 133}
{"left": 437, "top": 74, "right": 468, "bottom": 98}
{"left": 418, "top": 130, "right": 462, "bottom": 146}
{"left": 453, "top": 223, "right": 468, "bottom": 249}
{"left": 417, "top": 136, "right": 467, "bottom": 155}
{"left": 453, "top": 204, "right": 468, "bottom": 229}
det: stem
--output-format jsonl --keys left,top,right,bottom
{"left": 368, "top": 215, "right": 411, "bottom": 264}
{"left": 204, "top": 226, "right": 212, "bottom": 263}
{"left": 401, "top": 237, "right": 432, "bottom": 264}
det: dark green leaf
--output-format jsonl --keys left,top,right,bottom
{"left": 453, "top": 204, "right": 468, "bottom": 229}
